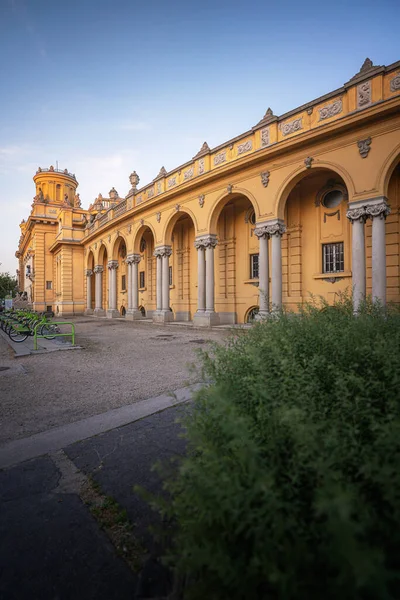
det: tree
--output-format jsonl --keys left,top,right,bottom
{"left": 0, "top": 272, "right": 18, "bottom": 299}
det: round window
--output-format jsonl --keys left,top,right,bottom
{"left": 249, "top": 211, "right": 256, "bottom": 225}
{"left": 322, "top": 189, "right": 343, "bottom": 209}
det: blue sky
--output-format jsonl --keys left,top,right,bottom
{"left": 1, "top": 0, "right": 399, "bottom": 273}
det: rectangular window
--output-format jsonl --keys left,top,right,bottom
{"left": 139, "top": 271, "right": 145, "bottom": 289}
{"left": 322, "top": 242, "right": 344, "bottom": 273}
{"left": 46, "top": 281, "right": 52, "bottom": 290}
{"left": 169, "top": 266, "right": 173, "bottom": 286}
{"left": 250, "top": 254, "right": 259, "bottom": 279}
{"left": 121, "top": 274, "right": 126, "bottom": 290}
{"left": 46, "top": 305, "right": 52, "bottom": 313}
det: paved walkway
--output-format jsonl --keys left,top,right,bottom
{"left": 0, "top": 389, "right": 192, "bottom": 600}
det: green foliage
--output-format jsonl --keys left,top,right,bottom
{"left": 155, "top": 297, "right": 400, "bottom": 599}
{"left": 0, "top": 272, "right": 18, "bottom": 299}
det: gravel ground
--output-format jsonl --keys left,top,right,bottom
{"left": 0, "top": 317, "right": 228, "bottom": 445}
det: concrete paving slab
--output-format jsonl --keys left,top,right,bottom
{"left": 0, "top": 327, "right": 79, "bottom": 357}
{"left": 0, "top": 383, "right": 200, "bottom": 469}
{"left": 0, "top": 455, "right": 137, "bottom": 600}
{"left": 65, "top": 404, "right": 188, "bottom": 555}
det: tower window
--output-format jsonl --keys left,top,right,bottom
{"left": 322, "top": 243, "right": 344, "bottom": 273}
{"left": 250, "top": 254, "right": 259, "bottom": 279}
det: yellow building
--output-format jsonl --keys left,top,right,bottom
{"left": 16, "top": 58, "right": 400, "bottom": 324}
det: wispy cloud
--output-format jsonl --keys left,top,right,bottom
{"left": 118, "top": 120, "right": 151, "bottom": 132}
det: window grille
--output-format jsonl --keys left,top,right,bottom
{"left": 139, "top": 271, "right": 145, "bottom": 289}
{"left": 322, "top": 242, "right": 344, "bottom": 273}
{"left": 250, "top": 254, "right": 259, "bottom": 279}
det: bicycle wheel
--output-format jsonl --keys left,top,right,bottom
{"left": 40, "top": 323, "right": 60, "bottom": 340}
{"left": 9, "top": 327, "right": 29, "bottom": 343}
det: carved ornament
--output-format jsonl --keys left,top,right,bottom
{"left": 237, "top": 140, "right": 253, "bottom": 155}
{"left": 261, "top": 171, "right": 270, "bottom": 188}
{"left": 147, "top": 187, "right": 154, "bottom": 198}
{"left": 94, "top": 265, "right": 104, "bottom": 274}
{"left": 126, "top": 254, "right": 141, "bottom": 265}
{"left": 214, "top": 151, "right": 226, "bottom": 166}
{"left": 168, "top": 176, "right": 177, "bottom": 188}
{"left": 108, "top": 260, "right": 119, "bottom": 270}
{"left": 129, "top": 171, "right": 140, "bottom": 190}
{"left": 319, "top": 99, "right": 342, "bottom": 120}
{"left": 156, "top": 212, "right": 161, "bottom": 223}
{"left": 198, "top": 194, "right": 205, "bottom": 208}
{"left": 198, "top": 158, "right": 205, "bottom": 175}
{"left": 255, "top": 221, "right": 286, "bottom": 237}
{"left": 261, "top": 128, "right": 270, "bottom": 147}
{"left": 357, "top": 137, "right": 371, "bottom": 158}
{"left": 193, "top": 141, "right": 211, "bottom": 159}
{"left": 357, "top": 81, "right": 371, "bottom": 108}
{"left": 390, "top": 74, "right": 400, "bottom": 92}
{"left": 154, "top": 166, "right": 167, "bottom": 180}
{"left": 304, "top": 157, "right": 314, "bottom": 169}
{"left": 85, "top": 269, "right": 93, "bottom": 277}
{"left": 184, "top": 166, "right": 194, "bottom": 180}
{"left": 346, "top": 206, "right": 368, "bottom": 223}
{"left": 281, "top": 118, "right": 302, "bottom": 136}
{"left": 156, "top": 181, "right": 162, "bottom": 194}
{"left": 227, "top": 184, "right": 233, "bottom": 194}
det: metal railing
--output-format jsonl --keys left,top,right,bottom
{"left": 33, "top": 321, "right": 76, "bottom": 351}
{"left": 36, "top": 168, "right": 76, "bottom": 179}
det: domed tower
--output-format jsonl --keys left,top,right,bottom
{"left": 33, "top": 165, "right": 78, "bottom": 206}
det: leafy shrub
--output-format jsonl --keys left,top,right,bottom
{"left": 154, "top": 298, "right": 400, "bottom": 599}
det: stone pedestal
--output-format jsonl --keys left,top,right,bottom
{"left": 106, "top": 309, "right": 120, "bottom": 319}
{"left": 153, "top": 310, "right": 174, "bottom": 324}
{"left": 193, "top": 310, "right": 220, "bottom": 327}
{"left": 93, "top": 308, "right": 106, "bottom": 317}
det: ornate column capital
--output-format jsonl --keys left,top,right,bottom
{"left": 366, "top": 202, "right": 391, "bottom": 220}
{"left": 347, "top": 197, "right": 390, "bottom": 223}
{"left": 107, "top": 260, "right": 119, "bottom": 270}
{"left": 346, "top": 206, "right": 368, "bottom": 223}
{"left": 154, "top": 245, "right": 172, "bottom": 258}
{"left": 194, "top": 234, "right": 218, "bottom": 250}
{"left": 85, "top": 269, "right": 93, "bottom": 277}
{"left": 256, "top": 219, "right": 286, "bottom": 237}
{"left": 254, "top": 226, "right": 271, "bottom": 240}
{"left": 93, "top": 265, "right": 104, "bottom": 274}
{"left": 126, "top": 253, "right": 141, "bottom": 265}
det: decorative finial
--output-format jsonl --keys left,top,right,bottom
{"left": 193, "top": 142, "right": 211, "bottom": 159}
{"left": 264, "top": 107, "right": 274, "bottom": 118}
{"left": 129, "top": 171, "right": 140, "bottom": 190}
{"left": 109, "top": 187, "right": 118, "bottom": 200}
{"left": 360, "top": 58, "right": 373, "bottom": 73}
{"left": 154, "top": 166, "right": 167, "bottom": 180}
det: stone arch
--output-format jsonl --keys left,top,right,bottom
{"left": 163, "top": 207, "right": 198, "bottom": 246}
{"left": 86, "top": 249, "right": 95, "bottom": 270}
{"left": 111, "top": 232, "right": 128, "bottom": 260}
{"left": 97, "top": 243, "right": 108, "bottom": 265}
{"left": 376, "top": 142, "right": 400, "bottom": 198}
{"left": 132, "top": 221, "right": 157, "bottom": 254}
{"left": 274, "top": 161, "right": 355, "bottom": 220}
{"left": 208, "top": 187, "right": 259, "bottom": 234}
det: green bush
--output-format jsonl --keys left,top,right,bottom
{"left": 155, "top": 298, "right": 400, "bottom": 599}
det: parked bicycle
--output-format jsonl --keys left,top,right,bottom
{"left": 0, "top": 309, "right": 61, "bottom": 343}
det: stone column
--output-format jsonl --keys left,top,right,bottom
{"left": 194, "top": 239, "right": 206, "bottom": 315}
{"left": 85, "top": 269, "right": 93, "bottom": 314}
{"left": 254, "top": 226, "right": 270, "bottom": 318}
{"left": 125, "top": 254, "right": 143, "bottom": 320}
{"left": 267, "top": 220, "right": 286, "bottom": 312}
{"left": 107, "top": 260, "right": 120, "bottom": 318}
{"left": 193, "top": 235, "right": 220, "bottom": 326}
{"left": 153, "top": 246, "right": 173, "bottom": 323}
{"left": 347, "top": 205, "right": 368, "bottom": 312}
{"left": 367, "top": 199, "right": 390, "bottom": 306}
{"left": 93, "top": 265, "right": 105, "bottom": 316}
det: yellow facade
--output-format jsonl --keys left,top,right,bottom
{"left": 16, "top": 58, "right": 400, "bottom": 323}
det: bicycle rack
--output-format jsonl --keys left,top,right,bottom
{"left": 33, "top": 321, "right": 76, "bottom": 351}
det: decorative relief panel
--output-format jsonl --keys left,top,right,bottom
{"left": 198, "top": 158, "right": 205, "bottom": 175}
{"left": 357, "top": 81, "right": 371, "bottom": 108}
{"left": 281, "top": 118, "right": 303, "bottom": 136}
{"left": 261, "top": 127, "right": 270, "bottom": 147}
{"left": 237, "top": 140, "right": 253, "bottom": 155}
{"left": 136, "top": 195, "right": 143, "bottom": 204}
{"left": 214, "top": 151, "right": 226, "bottom": 166}
{"left": 390, "top": 73, "right": 400, "bottom": 92}
{"left": 156, "top": 181, "right": 161, "bottom": 194}
{"left": 318, "top": 99, "right": 342, "bottom": 120}
{"left": 147, "top": 187, "right": 154, "bottom": 199}
{"left": 168, "top": 176, "right": 177, "bottom": 188}
{"left": 357, "top": 137, "right": 371, "bottom": 158}
{"left": 184, "top": 166, "right": 194, "bottom": 180}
